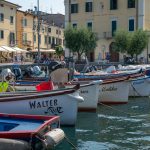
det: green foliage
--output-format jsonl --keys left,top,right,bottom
{"left": 55, "top": 45, "right": 64, "bottom": 57}
{"left": 113, "top": 29, "right": 148, "bottom": 57}
{"left": 128, "top": 29, "right": 149, "bottom": 56}
{"left": 64, "top": 26, "right": 97, "bottom": 60}
{"left": 113, "top": 30, "right": 131, "bottom": 53}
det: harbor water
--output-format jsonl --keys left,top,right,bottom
{"left": 54, "top": 97, "right": 150, "bottom": 150}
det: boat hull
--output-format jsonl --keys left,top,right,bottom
{"left": 14, "top": 81, "right": 101, "bottom": 112}
{"left": 129, "top": 76, "right": 150, "bottom": 96}
{"left": 0, "top": 88, "right": 83, "bottom": 126}
{"left": 78, "top": 81, "right": 101, "bottom": 112}
{"left": 99, "top": 80, "right": 130, "bottom": 104}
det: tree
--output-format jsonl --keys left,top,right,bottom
{"left": 113, "top": 30, "right": 131, "bottom": 53}
{"left": 55, "top": 45, "right": 64, "bottom": 60}
{"left": 113, "top": 29, "right": 148, "bottom": 58}
{"left": 64, "top": 26, "right": 98, "bottom": 61}
{"left": 128, "top": 29, "right": 149, "bottom": 57}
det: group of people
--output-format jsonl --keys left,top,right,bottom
{"left": 14, "top": 53, "right": 24, "bottom": 64}
{"left": 34, "top": 54, "right": 52, "bottom": 64}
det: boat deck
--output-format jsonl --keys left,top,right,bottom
{"left": 0, "top": 117, "right": 44, "bottom": 131}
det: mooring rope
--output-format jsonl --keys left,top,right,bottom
{"left": 131, "top": 83, "right": 142, "bottom": 97}
{"left": 65, "top": 135, "right": 77, "bottom": 150}
{"left": 99, "top": 102, "right": 137, "bottom": 116}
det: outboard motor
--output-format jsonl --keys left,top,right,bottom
{"left": 0, "top": 68, "right": 15, "bottom": 82}
{"left": 33, "top": 66, "right": 41, "bottom": 75}
{"left": 24, "top": 66, "right": 34, "bottom": 77}
{"left": 13, "top": 68, "right": 22, "bottom": 80}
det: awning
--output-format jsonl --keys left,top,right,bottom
{"left": 12, "top": 47, "right": 28, "bottom": 53}
{"left": 31, "top": 49, "right": 56, "bottom": 53}
{"left": 1, "top": 46, "right": 16, "bottom": 52}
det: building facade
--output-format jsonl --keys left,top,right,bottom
{"left": 16, "top": 10, "right": 65, "bottom": 51}
{"left": 0, "top": 0, "right": 20, "bottom": 47}
{"left": 16, "top": 10, "right": 34, "bottom": 50}
{"left": 64, "top": 0, "right": 150, "bottom": 62}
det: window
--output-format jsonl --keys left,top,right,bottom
{"left": 48, "top": 28, "right": 51, "bottom": 33}
{"left": 59, "top": 39, "right": 62, "bottom": 45}
{"left": 71, "top": 4, "right": 78, "bottom": 13}
{"left": 56, "top": 38, "right": 59, "bottom": 45}
{"left": 111, "top": 20, "right": 117, "bottom": 36}
{"left": 0, "top": 30, "right": 4, "bottom": 39}
{"left": 51, "top": 37, "right": 55, "bottom": 48}
{"left": 10, "top": 16, "right": 14, "bottom": 24}
{"left": 45, "top": 36, "right": 47, "bottom": 44}
{"left": 87, "top": 22, "right": 92, "bottom": 30}
{"left": 85, "top": 2, "right": 93, "bottom": 12}
{"left": 23, "top": 18, "right": 27, "bottom": 26}
{"left": 128, "top": 0, "right": 135, "bottom": 8}
{"left": 48, "top": 36, "right": 51, "bottom": 44}
{"left": 110, "top": 0, "right": 117, "bottom": 10}
{"left": 0, "top": 13, "right": 4, "bottom": 22}
{"left": 59, "top": 30, "right": 61, "bottom": 35}
{"left": 23, "top": 33, "right": 27, "bottom": 41}
{"left": 9, "top": 32, "right": 15, "bottom": 45}
{"left": 34, "top": 34, "right": 36, "bottom": 42}
{"left": 56, "top": 30, "right": 59, "bottom": 34}
{"left": 72, "top": 23, "right": 77, "bottom": 28}
{"left": 129, "top": 19, "right": 134, "bottom": 31}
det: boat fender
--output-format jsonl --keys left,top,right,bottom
{"left": 43, "top": 128, "right": 65, "bottom": 148}
{"left": 0, "top": 138, "right": 31, "bottom": 150}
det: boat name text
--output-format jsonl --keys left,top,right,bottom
{"left": 102, "top": 86, "right": 117, "bottom": 92}
{"left": 29, "top": 99, "right": 63, "bottom": 115}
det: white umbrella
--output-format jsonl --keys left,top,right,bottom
{"left": 0, "top": 47, "right": 7, "bottom": 52}
{"left": 12, "top": 47, "right": 28, "bottom": 53}
{"left": 1, "top": 46, "right": 16, "bottom": 52}
{"left": 32, "top": 49, "right": 56, "bottom": 53}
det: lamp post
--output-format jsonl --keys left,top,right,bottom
{"left": 37, "top": 0, "right": 41, "bottom": 64}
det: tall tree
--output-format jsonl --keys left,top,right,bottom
{"left": 113, "top": 30, "right": 131, "bottom": 53}
{"left": 128, "top": 29, "right": 148, "bottom": 57}
{"left": 64, "top": 26, "right": 97, "bottom": 61}
{"left": 113, "top": 29, "right": 148, "bottom": 58}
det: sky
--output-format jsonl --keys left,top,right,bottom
{"left": 8, "top": 0, "right": 65, "bottom": 14}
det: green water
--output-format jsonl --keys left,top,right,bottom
{"left": 54, "top": 97, "right": 150, "bottom": 150}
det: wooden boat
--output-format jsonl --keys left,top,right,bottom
{"left": 0, "top": 84, "right": 84, "bottom": 126}
{"left": 99, "top": 76, "right": 130, "bottom": 104}
{"left": 129, "top": 76, "right": 150, "bottom": 97}
{"left": 0, "top": 113, "right": 64, "bottom": 150}
{"left": 13, "top": 72, "right": 144, "bottom": 106}
{"left": 75, "top": 72, "right": 144, "bottom": 104}
{"left": 74, "top": 68, "right": 144, "bottom": 81}
{"left": 11, "top": 80, "right": 102, "bottom": 112}
{"left": 65, "top": 80, "right": 102, "bottom": 112}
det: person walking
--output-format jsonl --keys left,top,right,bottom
{"left": 20, "top": 53, "right": 24, "bottom": 64}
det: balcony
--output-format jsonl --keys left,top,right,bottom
{"left": 23, "top": 40, "right": 31, "bottom": 46}
{"left": 103, "top": 32, "right": 112, "bottom": 39}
